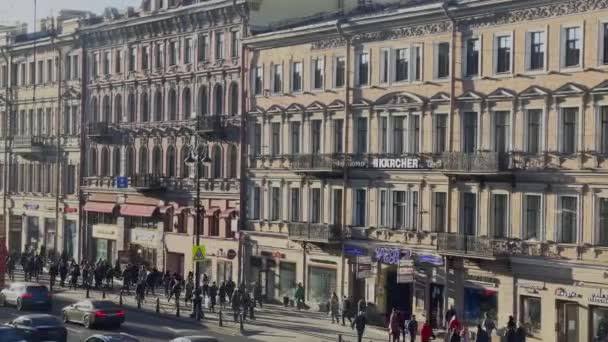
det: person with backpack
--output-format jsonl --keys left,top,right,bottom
{"left": 352, "top": 311, "right": 367, "bottom": 342}
{"left": 406, "top": 315, "right": 418, "bottom": 342}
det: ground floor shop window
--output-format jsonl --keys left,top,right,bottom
{"left": 464, "top": 287, "right": 497, "bottom": 323}
{"left": 217, "top": 260, "right": 233, "bottom": 282}
{"left": 26, "top": 216, "right": 39, "bottom": 252}
{"left": 279, "top": 262, "right": 296, "bottom": 298}
{"left": 63, "top": 220, "right": 76, "bottom": 257}
{"left": 591, "top": 306, "right": 608, "bottom": 342}
{"left": 557, "top": 301, "right": 579, "bottom": 342}
{"left": 520, "top": 296, "right": 541, "bottom": 335}
{"left": 127, "top": 244, "right": 157, "bottom": 268}
{"left": 308, "top": 266, "right": 336, "bottom": 304}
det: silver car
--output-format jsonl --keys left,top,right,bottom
{"left": 169, "top": 337, "right": 219, "bottom": 342}
{"left": 84, "top": 333, "right": 140, "bottom": 342}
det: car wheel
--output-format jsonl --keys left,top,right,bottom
{"left": 62, "top": 311, "right": 69, "bottom": 323}
{"left": 16, "top": 298, "right": 23, "bottom": 311}
{"left": 83, "top": 315, "right": 92, "bottom": 329}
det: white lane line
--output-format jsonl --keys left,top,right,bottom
{"left": 66, "top": 327, "right": 82, "bottom": 334}
{"left": 165, "top": 327, "right": 195, "bottom": 334}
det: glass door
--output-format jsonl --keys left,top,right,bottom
{"left": 557, "top": 301, "right": 579, "bottom": 342}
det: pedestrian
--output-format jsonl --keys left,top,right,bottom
{"left": 330, "top": 292, "right": 340, "bottom": 324}
{"left": 475, "top": 324, "right": 489, "bottom": 342}
{"left": 449, "top": 328, "right": 461, "bottom": 342}
{"left": 231, "top": 290, "right": 241, "bottom": 322}
{"left": 389, "top": 308, "right": 401, "bottom": 342}
{"left": 253, "top": 282, "right": 263, "bottom": 308}
{"left": 146, "top": 270, "right": 157, "bottom": 296}
{"left": 122, "top": 265, "right": 132, "bottom": 294}
{"left": 163, "top": 271, "right": 172, "bottom": 297}
{"left": 218, "top": 281, "right": 227, "bottom": 309}
{"left": 482, "top": 312, "right": 496, "bottom": 335}
{"left": 340, "top": 295, "right": 352, "bottom": 326}
{"left": 69, "top": 263, "right": 80, "bottom": 289}
{"left": 449, "top": 314, "right": 461, "bottom": 333}
{"left": 169, "top": 276, "right": 182, "bottom": 303}
{"left": 421, "top": 319, "right": 434, "bottom": 342}
{"left": 49, "top": 261, "right": 58, "bottom": 289}
{"left": 515, "top": 321, "right": 526, "bottom": 342}
{"left": 59, "top": 260, "right": 68, "bottom": 287}
{"left": 407, "top": 314, "right": 418, "bottom": 342}
{"left": 209, "top": 281, "right": 218, "bottom": 313}
{"left": 202, "top": 274, "right": 209, "bottom": 297}
{"left": 294, "top": 282, "right": 305, "bottom": 310}
{"left": 184, "top": 275, "right": 194, "bottom": 306}
{"left": 506, "top": 320, "right": 517, "bottom": 342}
{"left": 445, "top": 305, "right": 456, "bottom": 329}
{"left": 507, "top": 315, "right": 517, "bottom": 330}
{"left": 351, "top": 311, "right": 367, "bottom": 342}
{"left": 226, "top": 278, "right": 235, "bottom": 303}
{"left": 136, "top": 281, "right": 145, "bottom": 305}
{"left": 357, "top": 298, "right": 366, "bottom": 313}
{"left": 241, "top": 290, "right": 251, "bottom": 320}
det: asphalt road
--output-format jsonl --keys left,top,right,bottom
{"left": 0, "top": 292, "right": 249, "bottom": 342}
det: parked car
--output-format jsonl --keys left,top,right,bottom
{"left": 84, "top": 333, "right": 140, "bottom": 342}
{"left": 0, "top": 283, "right": 52, "bottom": 311}
{"left": 5, "top": 314, "right": 67, "bottom": 342}
{"left": 62, "top": 300, "right": 125, "bottom": 329}
{"left": 169, "top": 337, "right": 219, "bottom": 342}
{"left": 0, "top": 325, "right": 28, "bottom": 342}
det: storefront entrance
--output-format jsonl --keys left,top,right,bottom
{"left": 166, "top": 252, "right": 184, "bottom": 275}
{"left": 385, "top": 269, "right": 412, "bottom": 317}
{"left": 464, "top": 287, "right": 497, "bottom": 323}
{"left": 26, "top": 217, "right": 39, "bottom": 252}
{"left": 430, "top": 284, "right": 444, "bottom": 328}
{"left": 557, "top": 301, "right": 579, "bottom": 342}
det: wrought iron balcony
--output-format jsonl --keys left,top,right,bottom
{"left": 12, "top": 136, "right": 46, "bottom": 156}
{"left": 196, "top": 115, "right": 225, "bottom": 133}
{"left": 287, "top": 222, "right": 341, "bottom": 243}
{"left": 86, "top": 122, "right": 113, "bottom": 140}
{"left": 289, "top": 154, "right": 345, "bottom": 174}
{"left": 436, "top": 233, "right": 495, "bottom": 258}
{"left": 441, "top": 152, "right": 510, "bottom": 174}
{"left": 130, "top": 174, "right": 162, "bottom": 190}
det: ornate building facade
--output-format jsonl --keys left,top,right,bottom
{"left": 244, "top": 0, "right": 608, "bottom": 340}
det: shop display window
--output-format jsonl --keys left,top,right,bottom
{"left": 520, "top": 296, "right": 541, "bottom": 335}
{"left": 464, "top": 287, "right": 497, "bottom": 323}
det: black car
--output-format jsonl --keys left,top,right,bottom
{"left": 0, "top": 283, "right": 52, "bottom": 311}
{"left": 62, "top": 300, "right": 125, "bottom": 329}
{"left": 0, "top": 325, "right": 28, "bottom": 342}
{"left": 6, "top": 314, "right": 67, "bottom": 342}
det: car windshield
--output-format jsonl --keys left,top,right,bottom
{"left": 0, "top": 328, "right": 27, "bottom": 341}
{"left": 26, "top": 286, "right": 48, "bottom": 295}
{"left": 92, "top": 301, "right": 118, "bottom": 309}
{"left": 30, "top": 316, "right": 62, "bottom": 326}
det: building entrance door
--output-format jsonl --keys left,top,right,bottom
{"left": 430, "top": 283, "right": 444, "bottom": 328}
{"left": 557, "top": 301, "right": 579, "bottom": 342}
{"left": 385, "top": 269, "right": 412, "bottom": 318}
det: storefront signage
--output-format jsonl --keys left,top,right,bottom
{"left": 397, "top": 259, "right": 414, "bottom": 283}
{"left": 192, "top": 245, "right": 206, "bottom": 262}
{"left": 130, "top": 228, "right": 159, "bottom": 246}
{"left": 370, "top": 158, "right": 442, "bottom": 170}
{"left": 415, "top": 253, "right": 444, "bottom": 266}
{"left": 117, "top": 176, "right": 128, "bottom": 189}
{"left": 466, "top": 274, "right": 499, "bottom": 286}
{"left": 227, "top": 249, "right": 237, "bottom": 260}
{"left": 272, "top": 251, "right": 285, "bottom": 259}
{"left": 374, "top": 247, "right": 411, "bottom": 265}
{"left": 555, "top": 287, "right": 578, "bottom": 298}
{"left": 92, "top": 225, "right": 118, "bottom": 240}
{"left": 589, "top": 293, "right": 608, "bottom": 304}
{"left": 356, "top": 256, "right": 373, "bottom": 279}
{"left": 24, "top": 203, "right": 39, "bottom": 210}
{"left": 64, "top": 207, "right": 77, "bottom": 213}
{"left": 344, "top": 245, "right": 367, "bottom": 257}
{"left": 517, "top": 280, "right": 545, "bottom": 291}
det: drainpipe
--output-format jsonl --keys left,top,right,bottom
{"left": 78, "top": 36, "right": 88, "bottom": 261}
{"left": 1, "top": 47, "right": 11, "bottom": 250}
{"left": 54, "top": 35, "right": 63, "bottom": 261}
{"left": 336, "top": 18, "right": 350, "bottom": 299}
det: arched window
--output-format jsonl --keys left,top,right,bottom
{"left": 141, "top": 93, "right": 149, "bottom": 122}
{"left": 168, "top": 89, "right": 177, "bottom": 121}
{"left": 100, "top": 147, "right": 110, "bottom": 177}
{"left": 198, "top": 86, "right": 208, "bottom": 116}
{"left": 139, "top": 147, "right": 148, "bottom": 174}
{"left": 126, "top": 146, "right": 135, "bottom": 177}
{"left": 228, "top": 145, "right": 238, "bottom": 178}
{"left": 166, "top": 146, "right": 176, "bottom": 177}
{"left": 112, "top": 147, "right": 121, "bottom": 176}
{"left": 180, "top": 145, "right": 191, "bottom": 178}
{"left": 90, "top": 97, "right": 98, "bottom": 122}
{"left": 127, "top": 93, "right": 136, "bottom": 122}
{"left": 214, "top": 85, "right": 223, "bottom": 115}
{"left": 152, "top": 146, "right": 162, "bottom": 176}
{"left": 154, "top": 91, "right": 163, "bottom": 121}
{"left": 229, "top": 83, "right": 239, "bottom": 115}
{"left": 102, "top": 95, "right": 110, "bottom": 122}
{"left": 88, "top": 147, "right": 97, "bottom": 177}
{"left": 114, "top": 94, "right": 122, "bottom": 123}
{"left": 212, "top": 145, "right": 222, "bottom": 178}
{"left": 183, "top": 87, "right": 192, "bottom": 120}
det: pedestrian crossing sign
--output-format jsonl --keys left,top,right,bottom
{"left": 192, "top": 245, "right": 206, "bottom": 262}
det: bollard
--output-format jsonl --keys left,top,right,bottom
{"left": 102, "top": 289, "right": 106, "bottom": 299}
{"left": 337, "top": 334, "right": 342, "bottom": 342}
{"left": 176, "top": 299, "right": 180, "bottom": 317}
{"left": 239, "top": 312, "right": 244, "bottom": 332}
{"left": 250, "top": 306, "right": 255, "bottom": 320}
{"left": 219, "top": 310, "right": 223, "bottom": 327}
{"left": 156, "top": 297, "right": 160, "bottom": 314}
{"left": 119, "top": 292, "right": 123, "bottom": 307}
{"left": 137, "top": 297, "right": 142, "bottom": 309}
{"left": 86, "top": 286, "right": 90, "bottom": 299}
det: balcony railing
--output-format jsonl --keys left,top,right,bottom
{"left": 86, "top": 122, "right": 112, "bottom": 137}
{"left": 289, "top": 154, "right": 345, "bottom": 172}
{"left": 287, "top": 222, "right": 340, "bottom": 243}
{"left": 436, "top": 233, "right": 495, "bottom": 258}
{"left": 130, "top": 174, "right": 162, "bottom": 190}
{"left": 13, "top": 136, "right": 44, "bottom": 149}
{"left": 441, "top": 152, "right": 510, "bottom": 173}
{"left": 197, "top": 115, "right": 225, "bottom": 133}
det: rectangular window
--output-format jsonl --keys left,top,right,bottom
{"left": 393, "top": 116, "right": 405, "bottom": 155}
{"left": 380, "top": 117, "right": 388, "bottom": 153}
{"left": 184, "top": 39, "right": 192, "bottom": 64}
{"left": 253, "top": 123, "right": 262, "bottom": 156}
{"left": 252, "top": 186, "right": 261, "bottom": 220}
{"left": 564, "top": 26, "right": 581, "bottom": 68}
{"left": 561, "top": 108, "right": 578, "bottom": 154}
{"left": 392, "top": 191, "right": 406, "bottom": 229}
{"left": 436, "top": 42, "right": 450, "bottom": 79}
{"left": 231, "top": 31, "right": 239, "bottom": 58}
{"left": 335, "top": 56, "right": 345, "bottom": 88}
{"left": 72, "top": 55, "right": 79, "bottom": 79}
{"left": 1, "top": 65, "right": 7, "bottom": 87}
{"left": 395, "top": 48, "right": 410, "bottom": 82}
{"left": 520, "top": 297, "right": 541, "bottom": 336}
{"left": 29, "top": 62, "right": 35, "bottom": 84}
{"left": 354, "top": 189, "right": 366, "bottom": 226}
{"left": 290, "top": 121, "right": 300, "bottom": 154}
{"left": 601, "top": 106, "right": 608, "bottom": 154}
{"left": 311, "top": 120, "right": 322, "bottom": 154}
{"left": 215, "top": 32, "right": 225, "bottom": 60}
{"left": 102, "top": 51, "right": 110, "bottom": 75}
{"left": 356, "top": 117, "right": 367, "bottom": 154}
{"left": 198, "top": 35, "right": 209, "bottom": 62}
{"left": 169, "top": 42, "right": 178, "bottom": 66}
{"left": 380, "top": 49, "right": 389, "bottom": 84}
{"left": 272, "top": 64, "right": 282, "bottom": 94}
{"left": 411, "top": 115, "right": 420, "bottom": 153}
{"left": 115, "top": 50, "right": 122, "bottom": 73}
{"left": 413, "top": 46, "right": 422, "bottom": 81}
{"left": 20, "top": 63, "right": 26, "bottom": 85}
{"left": 271, "top": 122, "right": 281, "bottom": 157}
{"left": 558, "top": 196, "right": 578, "bottom": 243}
{"left": 270, "top": 187, "right": 281, "bottom": 221}
{"left": 333, "top": 119, "right": 343, "bottom": 153}
{"left": 496, "top": 35, "right": 512, "bottom": 73}
{"left": 524, "top": 195, "right": 542, "bottom": 240}
{"left": 494, "top": 111, "right": 510, "bottom": 153}
{"left": 463, "top": 112, "right": 478, "bottom": 153}
{"left": 129, "top": 47, "right": 137, "bottom": 71}
{"left": 493, "top": 194, "right": 508, "bottom": 238}
{"left": 332, "top": 189, "right": 343, "bottom": 225}
{"left": 433, "top": 192, "right": 447, "bottom": 233}
{"left": 46, "top": 59, "right": 52, "bottom": 82}
{"left": 253, "top": 66, "right": 263, "bottom": 96}
{"left": 598, "top": 198, "right": 608, "bottom": 246}
{"left": 379, "top": 190, "right": 387, "bottom": 227}
{"left": 357, "top": 52, "right": 369, "bottom": 86}
{"left": 66, "top": 165, "right": 76, "bottom": 194}
{"left": 602, "top": 23, "right": 608, "bottom": 65}
{"left": 435, "top": 114, "right": 447, "bottom": 153}
{"left": 313, "top": 58, "right": 324, "bottom": 89}
{"left": 528, "top": 31, "right": 545, "bottom": 70}
{"left": 465, "top": 38, "right": 480, "bottom": 77}
{"left": 310, "top": 188, "right": 321, "bottom": 223}
{"left": 527, "top": 109, "right": 542, "bottom": 154}
{"left": 37, "top": 61, "right": 43, "bottom": 84}
{"left": 291, "top": 62, "right": 302, "bottom": 92}
{"left": 462, "top": 193, "right": 477, "bottom": 235}
{"left": 290, "top": 188, "right": 300, "bottom": 222}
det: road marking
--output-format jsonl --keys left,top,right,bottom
{"left": 165, "top": 327, "right": 195, "bottom": 334}
{"left": 66, "top": 327, "right": 82, "bottom": 334}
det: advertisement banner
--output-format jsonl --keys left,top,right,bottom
{"left": 397, "top": 259, "right": 414, "bottom": 283}
{"left": 356, "top": 256, "right": 373, "bottom": 279}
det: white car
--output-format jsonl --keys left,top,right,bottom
{"left": 169, "top": 337, "right": 219, "bottom": 342}
{"left": 84, "top": 333, "right": 140, "bottom": 342}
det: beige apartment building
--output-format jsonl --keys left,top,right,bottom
{"left": 244, "top": 0, "right": 608, "bottom": 340}
{"left": 0, "top": 13, "right": 86, "bottom": 260}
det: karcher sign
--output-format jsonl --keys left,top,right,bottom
{"left": 372, "top": 158, "right": 420, "bottom": 169}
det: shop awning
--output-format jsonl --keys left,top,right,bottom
{"left": 220, "top": 208, "right": 238, "bottom": 218}
{"left": 204, "top": 206, "right": 221, "bottom": 217}
{"left": 83, "top": 202, "right": 116, "bottom": 213}
{"left": 120, "top": 204, "right": 158, "bottom": 217}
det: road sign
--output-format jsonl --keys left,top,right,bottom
{"left": 117, "top": 176, "right": 129, "bottom": 189}
{"left": 397, "top": 259, "right": 414, "bottom": 283}
{"left": 192, "top": 245, "right": 206, "bottom": 262}
{"left": 356, "top": 256, "right": 373, "bottom": 279}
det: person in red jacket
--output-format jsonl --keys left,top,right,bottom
{"left": 421, "top": 319, "right": 434, "bottom": 342}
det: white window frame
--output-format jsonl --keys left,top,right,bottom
{"left": 461, "top": 111, "right": 479, "bottom": 152}
{"left": 598, "top": 20, "right": 608, "bottom": 67}
{"left": 352, "top": 188, "right": 368, "bottom": 227}
{"left": 355, "top": 115, "right": 369, "bottom": 154}
{"left": 330, "top": 187, "right": 342, "bottom": 225}
{"left": 332, "top": 55, "right": 346, "bottom": 89}
{"left": 431, "top": 190, "right": 448, "bottom": 233}
{"left": 489, "top": 110, "right": 512, "bottom": 153}
{"left": 596, "top": 104, "right": 608, "bottom": 154}
{"left": 378, "top": 188, "right": 388, "bottom": 227}
{"left": 379, "top": 48, "right": 391, "bottom": 85}
{"left": 309, "top": 187, "right": 323, "bottom": 223}
{"left": 463, "top": 35, "right": 482, "bottom": 78}
{"left": 252, "top": 65, "right": 264, "bottom": 96}
{"left": 460, "top": 191, "right": 478, "bottom": 236}
{"left": 493, "top": 32, "right": 514, "bottom": 75}
{"left": 523, "top": 108, "right": 545, "bottom": 153}
{"left": 411, "top": 44, "right": 424, "bottom": 82}
{"left": 524, "top": 29, "right": 548, "bottom": 73}
{"left": 557, "top": 106, "right": 581, "bottom": 154}
{"left": 290, "top": 60, "right": 303, "bottom": 93}
{"left": 560, "top": 23, "right": 584, "bottom": 70}
{"left": 249, "top": 184, "right": 262, "bottom": 221}
{"left": 355, "top": 51, "right": 370, "bottom": 86}
{"left": 433, "top": 41, "right": 451, "bottom": 80}
{"left": 289, "top": 186, "right": 302, "bottom": 222}
{"left": 388, "top": 187, "right": 420, "bottom": 231}
{"left": 432, "top": 112, "right": 448, "bottom": 153}
{"left": 593, "top": 190, "right": 608, "bottom": 246}
{"left": 269, "top": 185, "right": 282, "bottom": 222}
{"left": 271, "top": 63, "right": 283, "bottom": 95}
{"left": 393, "top": 47, "right": 411, "bottom": 84}
{"left": 555, "top": 192, "right": 581, "bottom": 244}
{"left": 489, "top": 190, "right": 510, "bottom": 238}
{"left": 311, "top": 56, "right": 325, "bottom": 91}
{"left": 522, "top": 192, "right": 545, "bottom": 241}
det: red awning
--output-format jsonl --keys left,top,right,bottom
{"left": 83, "top": 202, "right": 116, "bottom": 213}
{"left": 220, "top": 208, "right": 238, "bottom": 218}
{"left": 120, "top": 204, "right": 158, "bottom": 217}
{"left": 204, "top": 207, "right": 221, "bottom": 217}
